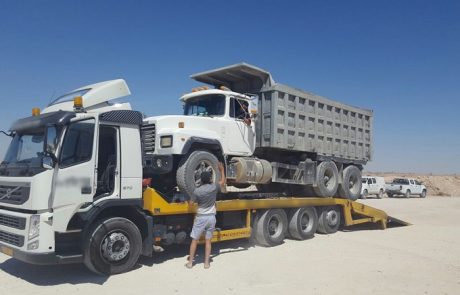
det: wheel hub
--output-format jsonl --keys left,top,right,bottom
{"left": 194, "top": 160, "right": 214, "bottom": 186}
{"left": 325, "top": 210, "right": 338, "bottom": 226}
{"left": 300, "top": 213, "right": 311, "bottom": 232}
{"left": 101, "top": 232, "right": 130, "bottom": 262}
{"left": 268, "top": 217, "right": 280, "bottom": 236}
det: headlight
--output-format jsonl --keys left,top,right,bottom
{"left": 160, "top": 135, "right": 173, "bottom": 148}
{"left": 28, "top": 214, "right": 40, "bottom": 240}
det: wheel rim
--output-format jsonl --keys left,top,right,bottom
{"left": 267, "top": 215, "right": 282, "bottom": 238}
{"left": 325, "top": 210, "right": 339, "bottom": 227}
{"left": 300, "top": 211, "right": 312, "bottom": 233}
{"left": 100, "top": 231, "right": 131, "bottom": 262}
{"left": 324, "top": 169, "right": 335, "bottom": 189}
{"left": 193, "top": 160, "right": 214, "bottom": 186}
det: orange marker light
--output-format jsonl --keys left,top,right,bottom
{"left": 73, "top": 96, "right": 83, "bottom": 108}
{"left": 178, "top": 122, "right": 185, "bottom": 128}
{"left": 32, "top": 108, "right": 41, "bottom": 116}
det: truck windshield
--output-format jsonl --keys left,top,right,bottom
{"left": 183, "top": 94, "right": 225, "bottom": 117}
{"left": 0, "top": 131, "right": 46, "bottom": 176}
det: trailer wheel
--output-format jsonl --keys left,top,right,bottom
{"left": 420, "top": 190, "right": 427, "bottom": 198}
{"left": 313, "top": 161, "right": 339, "bottom": 197}
{"left": 254, "top": 209, "right": 288, "bottom": 247}
{"left": 83, "top": 217, "right": 142, "bottom": 275}
{"left": 337, "top": 165, "right": 361, "bottom": 201}
{"left": 287, "top": 207, "right": 318, "bottom": 240}
{"left": 405, "top": 190, "right": 411, "bottom": 198}
{"left": 176, "top": 150, "right": 221, "bottom": 197}
{"left": 316, "top": 207, "right": 341, "bottom": 234}
{"left": 377, "top": 189, "right": 384, "bottom": 199}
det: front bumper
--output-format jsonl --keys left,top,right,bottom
{"left": 0, "top": 243, "right": 82, "bottom": 265}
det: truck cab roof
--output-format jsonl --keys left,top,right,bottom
{"left": 180, "top": 89, "right": 252, "bottom": 102}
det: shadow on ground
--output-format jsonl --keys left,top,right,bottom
{"left": 0, "top": 239, "right": 255, "bottom": 286}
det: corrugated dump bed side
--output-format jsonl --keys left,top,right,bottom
{"left": 256, "top": 84, "right": 373, "bottom": 162}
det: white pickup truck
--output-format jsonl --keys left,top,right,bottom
{"left": 385, "top": 178, "right": 427, "bottom": 198}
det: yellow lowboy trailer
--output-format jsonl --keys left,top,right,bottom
{"left": 143, "top": 188, "right": 408, "bottom": 247}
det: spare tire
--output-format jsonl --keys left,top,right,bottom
{"left": 176, "top": 150, "right": 221, "bottom": 197}
{"left": 337, "top": 165, "right": 362, "bottom": 201}
{"left": 313, "top": 161, "right": 339, "bottom": 197}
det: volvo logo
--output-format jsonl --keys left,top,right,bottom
{"left": 0, "top": 186, "right": 21, "bottom": 200}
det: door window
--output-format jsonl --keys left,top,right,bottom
{"left": 60, "top": 119, "right": 95, "bottom": 168}
{"left": 230, "top": 98, "right": 250, "bottom": 120}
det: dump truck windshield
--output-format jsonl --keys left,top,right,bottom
{"left": 184, "top": 94, "right": 225, "bottom": 117}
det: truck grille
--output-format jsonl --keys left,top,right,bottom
{"left": 141, "top": 123, "right": 156, "bottom": 153}
{"left": 0, "top": 185, "right": 30, "bottom": 205}
{"left": 0, "top": 213, "right": 26, "bottom": 230}
{"left": 0, "top": 230, "right": 24, "bottom": 247}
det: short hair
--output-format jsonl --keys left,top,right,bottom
{"left": 200, "top": 171, "right": 212, "bottom": 184}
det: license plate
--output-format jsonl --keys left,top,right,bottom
{"left": 0, "top": 245, "right": 13, "bottom": 257}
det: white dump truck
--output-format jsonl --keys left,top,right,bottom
{"left": 0, "top": 64, "right": 389, "bottom": 275}
{"left": 143, "top": 63, "right": 373, "bottom": 201}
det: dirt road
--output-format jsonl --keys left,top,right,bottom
{"left": 1, "top": 196, "right": 459, "bottom": 295}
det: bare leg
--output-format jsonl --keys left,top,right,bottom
{"left": 186, "top": 239, "right": 198, "bottom": 268}
{"left": 204, "top": 239, "right": 212, "bottom": 268}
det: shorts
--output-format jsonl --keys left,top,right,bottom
{"left": 190, "top": 215, "right": 216, "bottom": 240}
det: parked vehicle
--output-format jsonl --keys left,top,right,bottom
{"left": 361, "top": 176, "right": 385, "bottom": 199}
{"left": 385, "top": 178, "right": 427, "bottom": 198}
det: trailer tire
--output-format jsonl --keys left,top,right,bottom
{"left": 176, "top": 150, "right": 221, "bottom": 198}
{"left": 316, "top": 206, "right": 341, "bottom": 234}
{"left": 254, "top": 209, "right": 288, "bottom": 247}
{"left": 287, "top": 207, "right": 318, "bottom": 240}
{"left": 337, "top": 165, "right": 361, "bottom": 201}
{"left": 313, "top": 161, "right": 339, "bottom": 197}
{"left": 83, "top": 217, "right": 142, "bottom": 275}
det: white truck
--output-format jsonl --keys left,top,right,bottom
{"left": 361, "top": 176, "right": 385, "bottom": 199}
{"left": 385, "top": 178, "right": 427, "bottom": 198}
{"left": 0, "top": 64, "right": 385, "bottom": 275}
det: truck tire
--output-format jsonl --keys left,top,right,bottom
{"left": 361, "top": 189, "right": 368, "bottom": 199}
{"left": 313, "top": 161, "right": 339, "bottom": 197}
{"left": 316, "top": 206, "right": 341, "bottom": 234}
{"left": 254, "top": 209, "right": 288, "bottom": 247}
{"left": 83, "top": 217, "right": 142, "bottom": 275}
{"left": 405, "top": 190, "right": 411, "bottom": 198}
{"left": 337, "top": 165, "right": 361, "bottom": 201}
{"left": 287, "top": 207, "right": 318, "bottom": 240}
{"left": 377, "top": 189, "right": 384, "bottom": 199}
{"left": 420, "top": 190, "right": 427, "bottom": 198}
{"left": 176, "top": 150, "right": 221, "bottom": 197}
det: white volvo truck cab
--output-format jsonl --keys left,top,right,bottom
{"left": 0, "top": 80, "right": 152, "bottom": 270}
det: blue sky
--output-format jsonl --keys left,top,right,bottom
{"left": 0, "top": 0, "right": 459, "bottom": 174}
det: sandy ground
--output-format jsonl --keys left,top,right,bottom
{"left": 1, "top": 196, "right": 459, "bottom": 295}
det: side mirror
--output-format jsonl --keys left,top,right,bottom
{"left": 42, "top": 156, "right": 55, "bottom": 170}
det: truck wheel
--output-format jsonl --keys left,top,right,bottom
{"left": 420, "top": 190, "right": 427, "bottom": 198}
{"left": 254, "top": 209, "right": 288, "bottom": 247}
{"left": 337, "top": 165, "right": 361, "bottom": 201}
{"left": 83, "top": 217, "right": 142, "bottom": 275}
{"left": 176, "top": 150, "right": 221, "bottom": 197}
{"left": 377, "top": 189, "right": 384, "bottom": 199}
{"left": 287, "top": 207, "right": 318, "bottom": 240}
{"left": 313, "top": 161, "right": 339, "bottom": 198}
{"left": 405, "top": 190, "right": 411, "bottom": 198}
{"left": 316, "top": 206, "right": 341, "bottom": 234}
{"left": 361, "top": 189, "right": 368, "bottom": 199}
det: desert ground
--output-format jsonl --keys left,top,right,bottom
{"left": 1, "top": 195, "right": 459, "bottom": 295}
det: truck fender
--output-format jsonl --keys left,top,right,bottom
{"left": 181, "top": 136, "right": 224, "bottom": 155}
